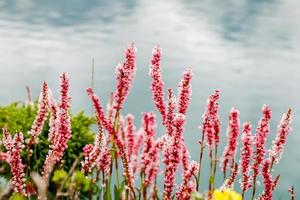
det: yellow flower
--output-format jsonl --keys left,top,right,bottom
{"left": 213, "top": 189, "right": 242, "bottom": 200}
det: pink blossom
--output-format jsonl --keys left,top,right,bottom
{"left": 163, "top": 113, "right": 185, "bottom": 200}
{"left": 82, "top": 144, "right": 94, "bottom": 158}
{"left": 4, "top": 131, "right": 26, "bottom": 194}
{"left": 177, "top": 68, "right": 192, "bottom": 115}
{"left": 269, "top": 109, "right": 292, "bottom": 164}
{"left": 125, "top": 114, "right": 136, "bottom": 161}
{"left": 258, "top": 159, "right": 273, "bottom": 200}
{"left": 141, "top": 112, "right": 156, "bottom": 173}
{"left": 42, "top": 73, "right": 71, "bottom": 180}
{"left": 176, "top": 161, "right": 199, "bottom": 200}
{"left": 181, "top": 144, "right": 190, "bottom": 173}
{"left": 131, "top": 129, "right": 144, "bottom": 175}
{"left": 86, "top": 87, "right": 115, "bottom": 137}
{"left": 239, "top": 122, "right": 253, "bottom": 192}
{"left": 114, "top": 43, "right": 137, "bottom": 111}
{"left": 145, "top": 140, "right": 161, "bottom": 186}
{"left": 28, "top": 82, "right": 49, "bottom": 145}
{"left": 221, "top": 107, "right": 240, "bottom": 174}
{"left": 166, "top": 89, "right": 176, "bottom": 137}
{"left": 150, "top": 46, "right": 166, "bottom": 123}
{"left": 200, "top": 90, "right": 221, "bottom": 149}
{"left": 47, "top": 89, "right": 59, "bottom": 145}
{"left": 97, "top": 146, "right": 111, "bottom": 173}
{"left": 252, "top": 105, "right": 272, "bottom": 181}
{"left": 81, "top": 132, "right": 103, "bottom": 173}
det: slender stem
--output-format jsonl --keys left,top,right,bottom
{"left": 208, "top": 149, "right": 213, "bottom": 199}
{"left": 212, "top": 144, "right": 218, "bottom": 191}
{"left": 196, "top": 131, "right": 205, "bottom": 191}
{"left": 242, "top": 191, "right": 245, "bottom": 199}
{"left": 251, "top": 175, "right": 257, "bottom": 200}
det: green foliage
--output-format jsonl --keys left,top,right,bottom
{"left": 52, "top": 169, "right": 68, "bottom": 184}
{"left": 9, "top": 193, "right": 26, "bottom": 200}
{"left": 72, "top": 170, "right": 91, "bottom": 192}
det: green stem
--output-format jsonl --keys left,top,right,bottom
{"left": 197, "top": 131, "right": 205, "bottom": 191}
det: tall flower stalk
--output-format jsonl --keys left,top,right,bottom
{"left": 239, "top": 123, "right": 253, "bottom": 198}
{"left": 197, "top": 90, "right": 220, "bottom": 192}
{"left": 221, "top": 107, "right": 240, "bottom": 179}
{"left": 42, "top": 73, "right": 71, "bottom": 181}
{"left": 251, "top": 105, "right": 272, "bottom": 200}
{"left": 269, "top": 108, "right": 292, "bottom": 168}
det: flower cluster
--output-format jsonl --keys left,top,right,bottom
{"left": 2, "top": 128, "right": 26, "bottom": 194}
{"left": 221, "top": 107, "right": 240, "bottom": 175}
{"left": 269, "top": 108, "right": 292, "bottom": 165}
{"left": 239, "top": 123, "right": 253, "bottom": 192}
{"left": 150, "top": 46, "right": 166, "bottom": 123}
{"left": 42, "top": 73, "right": 71, "bottom": 180}
{"left": 114, "top": 43, "right": 137, "bottom": 111}
{"left": 177, "top": 67, "right": 192, "bottom": 115}
{"left": 200, "top": 90, "right": 221, "bottom": 149}
{"left": 27, "top": 82, "right": 49, "bottom": 145}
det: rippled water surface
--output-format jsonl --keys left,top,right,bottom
{"left": 0, "top": 0, "right": 300, "bottom": 197}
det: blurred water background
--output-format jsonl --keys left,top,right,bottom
{"left": 0, "top": 0, "right": 299, "bottom": 198}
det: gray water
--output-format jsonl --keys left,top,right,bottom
{"left": 0, "top": 0, "right": 299, "bottom": 198}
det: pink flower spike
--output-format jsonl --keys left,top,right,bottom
{"left": 114, "top": 43, "right": 137, "bottom": 111}
{"left": 200, "top": 90, "right": 221, "bottom": 149}
{"left": 258, "top": 159, "right": 274, "bottom": 200}
{"left": 6, "top": 132, "right": 26, "bottom": 194}
{"left": 166, "top": 89, "right": 176, "bottom": 137}
{"left": 86, "top": 87, "right": 115, "bottom": 136}
{"left": 239, "top": 123, "right": 253, "bottom": 192}
{"left": 221, "top": 107, "right": 240, "bottom": 174}
{"left": 47, "top": 89, "right": 59, "bottom": 145}
{"left": 145, "top": 140, "right": 161, "bottom": 186}
{"left": 28, "top": 82, "right": 49, "bottom": 145}
{"left": 97, "top": 146, "right": 111, "bottom": 173}
{"left": 141, "top": 112, "right": 156, "bottom": 174}
{"left": 125, "top": 114, "right": 136, "bottom": 161}
{"left": 163, "top": 113, "right": 186, "bottom": 200}
{"left": 176, "top": 161, "right": 199, "bottom": 200}
{"left": 177, "top": 67, "right": 192, "bottom": 115}
{"left": 269, "top": 109, "right": 292, "bottom": 165}
{"left": 42, "top": 73, "right": 71, "bottom": 180}
{"left": 253, "top": 105, "right": 272, "bottom": 180}
{"left": 150, "top": 46, "right": 166, "bottom": 123}
{"left": 82, "top": 144, "right": 94, "bottom": 158}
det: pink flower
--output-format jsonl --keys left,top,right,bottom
{"left": 114, "top": 43, "right": 137, "bottom": 111}
{"left": 141, "top": 112, "right": 156, "bottom": 173}
{"left": 177, "top": 67, "right": 192, "bottom": 115}
{"left": 221, "top": 107, "right": 240, "bottom": 174}
{"left": 86, "top": 87, "right": 115, "bottom": 137}
{"left": 181, "top": 144, "right": 190, "bottom": 173}
{"left": 97, "top": 146, "right": 111, "bottom": 173}
{"left": 163, "top": 113, "right": 185, "bottom": 200}
{"left": 269, "top": 109, "right": 292, "bottom": 164}
{"left": 145, "top": 140, "right": 161, "bottom": 186}
{"left": 131, "top": 129, "right": 144, "bottom": 175}
{"left": 3, "top": 131, "right": 26, "bottom": 194}
{"left": 225, "top": 163, "right": 238, "bottom": 189}
{"left": 82, "top": 144, "right": 94, "bottom": 158}
{"left": 42, "top": 73, "right": 71, "bottom": 180}
{"left": 150, "top": 46, "right": 166, "bottom": 123}
{"left": 125, "top": 114, "right": 136, "bottom": 161}
{"left": 252, "top": 105, "right": 272, "bottom": 181}
{"left": 176, "top": 161, "right": 199, "bottom": 200}
{"left": 200, "top": 90, "right": 221, "bottom": 149}
{"left": 239, "top": 123, "right": 253, "bottom": 192}
{"left": 27, "top": 82, "right": 49, "bottom": 145}
{"left": 258, "top": 159, "right": 273, "bottom": 200}
{"left": 81, "top": 132, "right": 103, "bottom": 173}
{"left": 166, "top": 89, "right": 176, "bottom": 137}
{"left": 47, "top": 89, "right": 59, "bottom": 145}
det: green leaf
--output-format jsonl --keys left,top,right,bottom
{"left": 52, "top": 169, "right": 67, "bottom": 183}
{"left": 9, "top": 193, "right": 26, "bottom": 200}
{"left": 191, "top": 191, "right": 205, "bottom": 200}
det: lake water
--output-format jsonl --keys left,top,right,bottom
{"left": 0, "top": 0, "right": 299, "bottom": 198}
